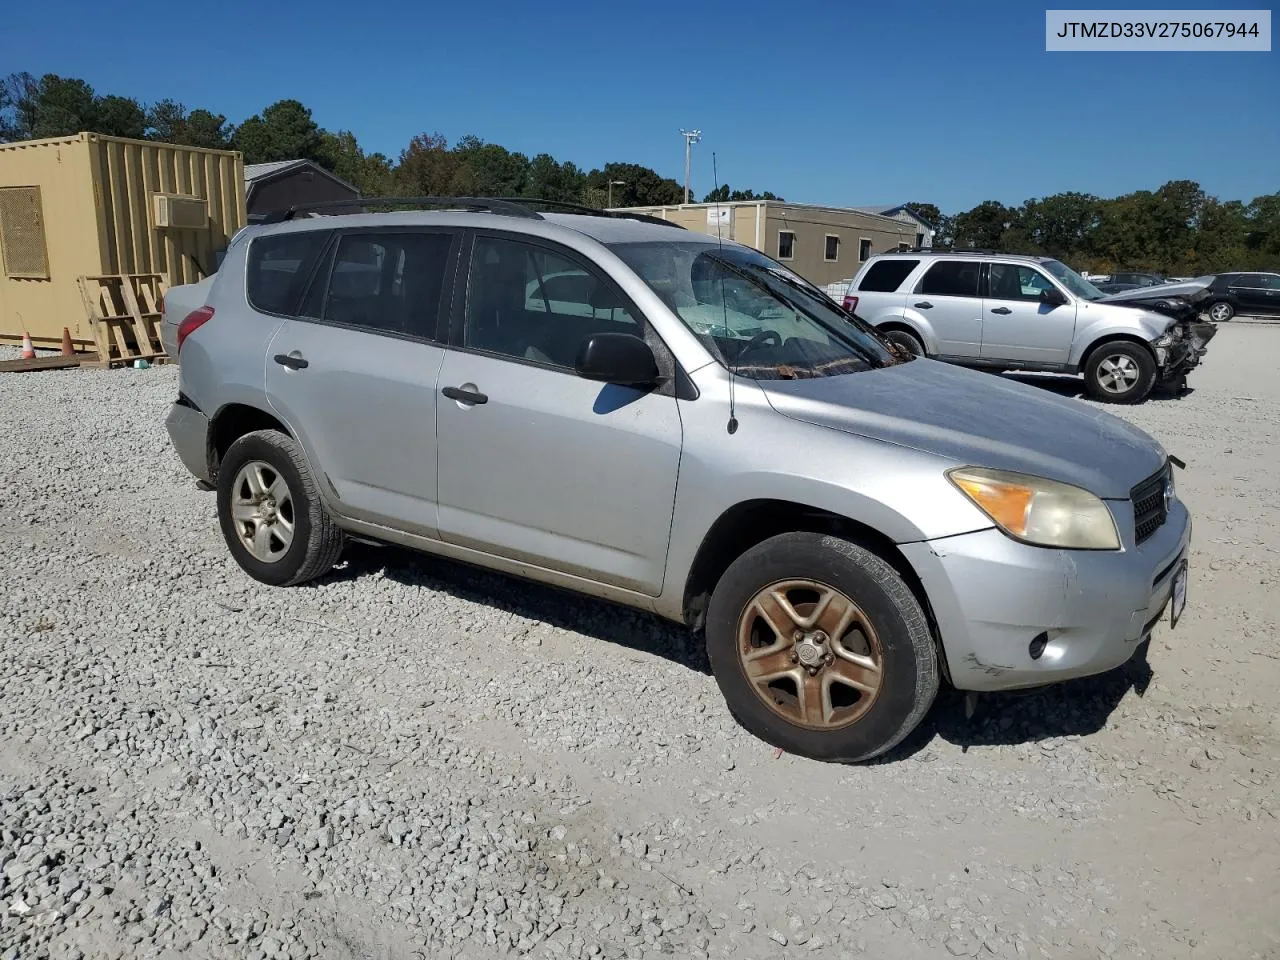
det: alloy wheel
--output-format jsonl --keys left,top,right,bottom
{"left": 736, "top": 579, "right": 883, "bottom": 729}
{"left": 230, "top": 460, "right": 295, "bottom": 563}
{"left": 1096, "top": 354, "right": 1140, "bottom": 394}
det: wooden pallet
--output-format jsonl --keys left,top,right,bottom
{"left": 77, "top": 273, "right": 169, "bottom": 367}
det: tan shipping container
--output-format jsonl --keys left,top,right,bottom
{"left": 0, "top": 132, "right": 245, "bottom": 349}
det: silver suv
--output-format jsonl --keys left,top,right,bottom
{"left": 844, "top": 250, "right": 1215, "bottom": 403}
{"left": 164, "top": 199, "right": 1191, "bottom": 762}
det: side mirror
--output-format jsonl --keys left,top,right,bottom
{"left": 575, "top": 332, "right": 661, "bottom": 386}
{"left": 1040, "top": 286, "right": 1068, "bottom": 307}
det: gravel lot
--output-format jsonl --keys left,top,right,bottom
{"left": 2, "top": 324, "right": 1278, "bottom": 960}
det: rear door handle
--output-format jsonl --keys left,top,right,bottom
{"left": 442, "top": 386, "right": 488, "bottom": 405}
{"left": 990, "top": 307, "right": 1013, "bottom": 315}
{"left": 273, "top": 353, "right": 309, "bottom": 370}
{"left": 914, "top": 301, "right": 933, "bottom": 309}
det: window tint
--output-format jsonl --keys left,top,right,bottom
{"left": 777, "top": 231, "right": 795, "bottom": 260}
{"left": 919, "top": 260, "right": 981, "bottom": 297}
{"left": 824, "top": 235, "right": 839, "bottom": 262}
{"left": 465, "top": 236, "right": 639, "bottom": 368}
{"left": 858, "top": 238, "right": 872, "bottom": 263}
{"left": 1240, "top": 274, "right": 1268, "bottom": 287}
{"left": 247, "top": 231, "right": 329, "bottom": 315}
{"left": 857, "top": 258, "right": 917, "bottom": 292}
{"left": 317, "top": 232, "right": 453, "bottom": 338}
{"left": 1263, "top": 275, "right": 1280, "bottom": 290}
{"left": 987, "top": 263, "right": 1053, "bottom": 301}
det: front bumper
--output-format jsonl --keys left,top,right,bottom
{"left": 165, "top": 399, "right": 212, "bottom": 483}
{"left": 1156, "top": 321, "right": 1216, "bottom": 381}
{"left": 902, "top": 499, "right": 1191, "bottom": 691}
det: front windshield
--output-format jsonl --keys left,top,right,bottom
{"left": 608, "top": 240, "right": 905, "bottom": 379}
{"left": 1044, "top": 259, "right": 1106, "bottom": 300}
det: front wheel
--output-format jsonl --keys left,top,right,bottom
{"left": 1084, "top": 342, "right": 1156, "bottom": 403}
{"left": 1207, "top": 301, "right": 1234, "bottom": 323}
{"left": 705, "top": 533, "right": 939, "bottom": 763}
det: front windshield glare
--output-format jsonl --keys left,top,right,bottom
{"left": 1044, "top": 259, "right": 1105, "bottom": 300}
{"left": 608, "top": 241, "right": 904, "bottom": 379}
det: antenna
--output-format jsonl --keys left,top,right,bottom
{"left": 712, "top": 151, "right": 738, "bottom": 435}
{"left": 680, "top": 129, "right": 702, "bottom": 204}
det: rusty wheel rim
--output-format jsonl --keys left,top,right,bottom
{"left": 736, "top": 579, "right": 883, "bottom": 730}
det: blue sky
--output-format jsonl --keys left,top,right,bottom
{"left": 3, "top": 0, "right": 1276, "bottom": 211}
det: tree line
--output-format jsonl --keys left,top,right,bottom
{"left": 0, "top": 72, "right": 783, "bottom": 210}
{"left": 905, "top": 182, "right": 1279, "bottom": 274}
{"left": 2, "top": 72, "right": 1274, "bottom": 273}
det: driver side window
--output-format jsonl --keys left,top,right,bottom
{"left": 465, "top": 236, "right": 640, "bottom": 369}
{"left": 988, "top": 263, "right": 1053, "bottom": 302}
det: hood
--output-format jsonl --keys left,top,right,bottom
{"left": 759, "top": 359, "right": 1166, "bottom": 499}
{"left": 1098, "top": 277, "right": 1213, "bottom": 319}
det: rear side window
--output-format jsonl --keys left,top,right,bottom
{"left": 246, "top": 231, "right": 329, "bottom": 315}
{"left": 918, "top": 260, "right": 981, "bottom": 297}
{"left": 857, "top": 258, "right": 918, "bottom": 292}
{"left": 317, "top": 232, "right": 454, "bottom": 338}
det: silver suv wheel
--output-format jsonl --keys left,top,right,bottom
{"left": 230, "top": 460, "right": 295, "bottom": 562}
{"left": 1094, "top": 354, "right": 1140, "bottom": 394}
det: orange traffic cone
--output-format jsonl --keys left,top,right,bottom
{"left": 60, "top": 327, "right": 75, "bottom": 357}
{"left": 20, "top": 331, "right": 35, "bottom": 360}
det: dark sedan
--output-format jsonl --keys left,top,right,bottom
{"left": 1203, "top": 272, "right": 1280, "bottom": 322}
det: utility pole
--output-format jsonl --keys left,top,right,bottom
{"left": 680, "top": 129, "right": 701, "bottom": 204}
{"left": 607, "top": 180, "right": 626, "bottom": 208}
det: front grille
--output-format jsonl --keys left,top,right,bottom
{"left": 1131, "top": 465, "right": 1169, "bottom": 545}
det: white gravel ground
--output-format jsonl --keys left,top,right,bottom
{"left": 1, "top": 324, "right": 1278, "bottom": 960}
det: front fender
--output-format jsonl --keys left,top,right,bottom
{"left": 654, "top": 373, "right": 992, "bottom": 621}
{"left": 1068, "top": 308, "right": 1170, "bottom": 368}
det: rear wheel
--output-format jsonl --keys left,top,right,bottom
{"left": 705, "top": 532, "right": 939, "bottom": 763}
{"left": 1207, "top": 301, "right": 1234, "bottom": 322}
{"left": 882, "top": 328, "right": 926, "bottom": 357}
{"left": 217, "top": 430, "right": 345, "bottom": 586}
{"left": 1084, "top": 342, "right": 1156, "bottom": 403}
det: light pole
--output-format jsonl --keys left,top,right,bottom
{"left": 607, "top": 180, "right": 626, "bottom": 208}
{"left": 680, "top": 129, "right": 701, "bottom": 204}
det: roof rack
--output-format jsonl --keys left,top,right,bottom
{"left": 258, "top": 196, "right": 545, "bottom": 225}
{"left": 491, "top": 198, "right": 687, "bottom": 230}
{"left": 906, "top": 246, "right": 1000, "bottom": 255}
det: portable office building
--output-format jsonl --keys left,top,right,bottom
{"left": 0, "top": 132, "right": 245, "bottom": 349}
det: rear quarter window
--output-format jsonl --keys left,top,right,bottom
{"left": 857, "top": 259, "right": 919, "bottom": 292}
{"left": 246, "top": 231, "right": 330, "bottom": 315}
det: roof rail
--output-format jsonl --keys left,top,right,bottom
{"left": 258, "top": 196, "right": 545, "bottom": 225}
{"left": 909, "top": 246, "right": 1000, "bottom": 255}
{"left": 491, "top": 197, "right": 687, "bottom": 229}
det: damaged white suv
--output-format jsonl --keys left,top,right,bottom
{"left": 843, "top": 251, "right": 1215, "bottom": 403}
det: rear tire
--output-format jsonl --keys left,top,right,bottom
{"left": 705, "top": 532, "right": 939, "bottom": 763}
{"left": 1083, "top": 341, "right": 1156, "bottom": 403}
{"left": 1207, "top": 300, "right": 1234, "bottom": 322}
{"left": 882, "top": 328, "right": 926, "bottom": 357}
{"left": 216, "top": 429, "right": 345, "bottom": 586}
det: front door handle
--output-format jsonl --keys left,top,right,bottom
{"left": 442, "top": 386, "right": 488, "bottom": 405}
{"left": 914, "top": 301, "right": 933, "bottom": 309}
{"left": 273, "top": 353, "right": 309, "bottom": 370}
{"left": 990, "top": 307, "right": 1013, "bottom": 315}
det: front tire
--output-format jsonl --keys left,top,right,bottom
{"left": 705, "top": 532, "right": 939, "bottom": 763}
{"left": 1084, "top": 342, "right": 1156, "bottom": 403}
{"left": 216, "top": 429, "right": 345, "bottom": 586}
{"left": 1207, "top": 301, "right": 1234, "bottom": 322}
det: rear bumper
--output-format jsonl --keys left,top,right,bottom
{"left": 165, "top": 400, "right": 211, "bottom": 483}
{"left": 902, "top": 499, "right": 1191, "bottom": 691}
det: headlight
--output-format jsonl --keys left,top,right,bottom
{"left": 1153, "top": 332, "right": 1175, "bottom": 347}
{"left": 947, "top": 467, "right": 1121, "bottom": 550}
